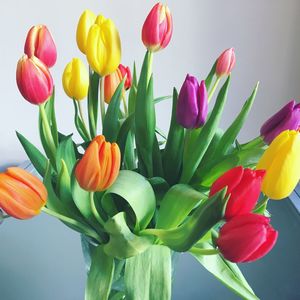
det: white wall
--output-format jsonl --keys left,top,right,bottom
{"left": 0, "top": 0, "right": 299, "bottom": 168}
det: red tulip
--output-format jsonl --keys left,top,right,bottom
{"left": 24, "top": 25, "right": 57, "bottom": 68}
{"left": 16, "top": 55, "right": 53, "bottom": 105}
{"left": 216, "top": 48, "right": 236, "bottom": 77}
{"left": 142, "top": 2, "right": 173, "bottom": 52}
{"left": 118, "top": 64, "right": 132, "bottom": 90}
{"left": 209, "top": 166, "right": 265, "bottom": 220}
{"left": 217, "top": 213, "right": 278, "bottom": 263}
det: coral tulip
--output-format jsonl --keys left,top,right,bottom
{"left": 260, "top": 100, "right": 300, "bottom": 144}
{"left": 176, "top": 75, "right": 208, "bottom": 129}
{"left": 24, "top": 25, "right": 57, "bottom": 68}
{"left": 217, "top": 213, "right": 278, "bottom": 263}
{"left": 142, "top": 2, "right": 173, "bottom": 52}
{"left": 62, "top": 58, "right": 89, "bottom": 101}
{"left": 16, "top": 55, "right": 53, "bottom": 105}
{"left": 86, "top": 15, "right": 121, "bottom": 76}
{"left": 75, "top": 135, "right": 121, "bottom": 192}
{"left": 209, "top": 166, "right": 265, "bottom": 220}
{"left": 257, "top": 130, "right": 300, "bottom": 200}
{"left": 216, "top": 48, "right": 236, "bottom": 77}
{"left": 0, "top": 167, "right": 47, "bottom": 219}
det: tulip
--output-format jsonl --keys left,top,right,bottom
{"left": 209, "top": 166, "right": 265, "bottom": 220}
{"left": 217, "top": 213, "right": 278, "bottom": 263}
{"left": 16, "top": 55, "right": 53, "bottom": 105}
{"left": 142, "top": 2, "right": 173, "bottom": 52}
{"left": 75, "top": 135, "right": 121, "bottom": 192}
{"left": 216, "top": 48, "right": 236, "bottom": 77}
{"left": 86, "top": 15, "right": 121, "bottom": 76}
{"left": 176, "top": 75, "right": 208, "bottom": 129}
{"left": 260, "top": 100, "right": 300, "bottom": 144}
{"left": 104, "top": 64, "right": 132, "bottom": 103}
{"left": 76, "top": 9, "right": 97, "bottom": 54}
{"left": 257, "top": 130, "right": 300, "bottom": 200}
{"left": 24, "top": 25, "right": 57, "bottom": 68}
{"left": 62, "top": 58, "right": 89, "bottom": 101}
{"left": 0, "top": 167, "right": 47, "bottom": 219}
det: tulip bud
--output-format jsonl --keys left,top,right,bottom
{"left": 16, "top": 55, "right": 53, "bottom": 105}
{"left": 142, "top": 2, "right": 173, "bottom": 52}
{"left": 176, "top": 75, "right": 208, "bottom": 129}
{"left": 62, "top": 58, "right": 89, "bottom": 101}
{"left": 24, "top": 25, "right": 57, "bottom": 68}
{"left": 76, "top": 9, "right": 97, "bottom": 54}
{"left": 104, "top": 64, "right": 131, "bottom": 104}
{"left": 0, "top": 167, "right": 47, "bottom": 219}
{"left": 217, "top": 213, "right": 278, "bottom": 263}
{"left": 86, "top": 15, "right": 121, "bottom": 76}
{"left": 216, "top": 48, "right": 236, "bottom": 77}
{"left": 257, "top": 130, "right": 300, "bottom": 200}
{"left": 209, "top": 166, "right": 265, "bottom": 220}
{"left": 75, "top": 135, "right": 121, "bottom": 192}
{"left": 260, "top": 100, "right": 300, "bottom": 144}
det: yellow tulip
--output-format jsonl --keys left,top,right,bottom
{"left": 257, "top": 130, "right": 300, "bottom": 200}
{"left": 76, "top": 9, "right": 96, "bottom": 54}
{"left": 62, "top": 58, "right": 89, "bottom": 100}
{"left": 86, "top": 15, "right": 121, "bottom": 76}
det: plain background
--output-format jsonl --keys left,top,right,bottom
{"left": 0, "top": 0, "right": 300, "bottom": 299}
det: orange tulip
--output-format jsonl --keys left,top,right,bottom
{"left": 75, "top": 135, "right": 121, "bottom": 192}
{"left": 0, "top": 167, "right": 47, "bottom": 219}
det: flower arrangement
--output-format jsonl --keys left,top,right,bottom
{"left": 0, "top": 2, "right": 300, "bottom": 300}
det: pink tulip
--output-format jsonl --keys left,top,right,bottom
{"left": 216, "top": 48, "right": 236, "bottom": 77}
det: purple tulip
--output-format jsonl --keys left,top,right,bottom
{"left": 176, "top": 75, "right": 208, "bottom": 129}
{"left": 260, "top": 100, "right": 300, "bottom": 144}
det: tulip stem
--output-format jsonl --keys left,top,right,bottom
{"left": 89, "top": 192, "right": 105, "bottom": 226}
{"left": 208, "top": 77, "right": 221, "bottom": 103}
{"left": 100, "top": 77, "right": 106, "bottom": 127}
{"left": 147, "top": 51, "right": 154, "bottom": 84}
{"left": 78, "top": 100, "right": 91, "bottom": 140}
{"left": 241, "top": 136, "right": 265, "bottom": 150}
{"left": 122, "top": 92, "right": 128, "bottom": 116}
{"left": 190, "top": 247, "right": 220, "bottom": 255}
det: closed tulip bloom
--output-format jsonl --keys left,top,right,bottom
{"left": 209, "top": 166, "right": 265, "bottom": 220}
{"left": 118, "top": 64, "right": 132, "bottom": 90}
{"left": 16, "top": 55, "right": 53, "bottom": 105}
{"left": 176, "top": 75, "right": 208, "bottom": 129}
{"left": 217, "top": 213, "right": 278, "bottom": 263}
{"left": 142, "top": 3, "right": 173, "bottom": 52}
{"left": 257, "top": 130, "right": 300, "bottom": 200}
{"left": 76, "top": 9, "right": 97, "bottom": 54}
{"left": 62, "top": 58, "right": 89, "bottom": 101}
{"left": 86, "top": 15, "right": 121, "bottom": 76}
{"left": 24, "top": 25, "right": 57, "bottom": 68}
{"left": 75, "top": 135, "right": 121, "bottom": 192}
{"left": 216, "top": 48, "right": 236, "bottom": 77}
{"left": 260, "top": 100, "right": 300, "bottom": 144}
{"left": 0, "top": 167, "right": 47, "bottom": 219}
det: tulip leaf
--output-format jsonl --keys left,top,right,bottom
{"left": 124, "top": 245, "right": 172, "bottom": 300}
{"left": 103, "top": 212, "right": 154, "bottom": 259}
{"left": 141, "top": 189, "right": 228, "bottom": 252}
{"left": 103, "top": 80, "right": 125, "bottom": 142}
{"left": 180, "top": 76, "right": 231, "bottom": 183}
{"left": 205, "top": 60, "right": 217, "bottom": 91}
{"left": 73, "top": 100, "right": 91, "bottom": 142}
{"left": 88, "top": 71, "right": 100, "bottom": 138}
{"left": 156, "top": 184, "right": 206, "bottom": 230}
{"left": 190, "top": 243, "right": 258, "bottom": 300}
{"left": 162, "top": 88, "right": 185, "bottom": 185}
{"left": 16, "top": 131, "right": 47, "bottom": 177}
{"left": 152, "top": 135, "right": 164, "bottom": 177}
{"left": 102, "top": 170, "right": 156, "bottom": 231}
{"left": 85, "top": 245, "right": 115, "bottom": 300}
{"left": 154, "top": 95, "right": 172, "bottom": 104}
{"left": 148, "top": 177, "right": 170, "bottom": 204}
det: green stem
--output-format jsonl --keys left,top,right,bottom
{"left": 122, "top": 92, "right": 128, "bottom": 116}
{"left": 42, "top": 207, "right": 102, "bottom": 243}
{"left": 147, "top": 51, "right": 154, "bottom": 84}
{"left": 78, "top": 100, "right": 91, "bottom": 140}
{"left": 241, "top": 136, "right": 266, "bottom": 150}
{"left": 100, "top": 77, "right": 106, "bottom": 127}
{"left": 208, "top": 77, "right": 221, "bottom": 103}
{"left": 89, "top": 192, "right": 105, "bottom": 226}
{"left": 190, "top": 247, "right": 220, "bottom": 255}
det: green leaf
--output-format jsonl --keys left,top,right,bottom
{"left": 190, "top": 243, "right": 258, "bottom": 300}
{"left": 152, "top": 135, "right": 164, "bottom": 177}
{"left": 103, "top": 80, "right": 124, "bottom": 142}
{"left": 103, "top": 212, "right": 154, "bottom": 259}
{"left": 148, "top": 177, "right": 169, "bottom": 204}
{"left": 85, "top": 245, "right": 115, "bottom": 300}
{"left": 102, "top": 170, "right": 156, "bottom": 231}
{"left": 73, "top": 100, "right": 90, "bottom": 142}
{"left": 125, "top": 245, "right": 171, "bottom": 300}
{"left": 142, "top": 189, "right": 228, "bottom": 252}
{"left": 55, "top": 135, "right": 76, "bottom": 174}
{"left": 162, "top": 88, "right": 185, "bottom": 185}
{"left": 88, "top": 71, "right": 100, "bottom": 138}
{"left": 180, "top": 76, "right": 231, "bottom": 183}
{"left": 156, "top": 184, "right": 206, "bottom": 229}
{"left": 16, "top": 131, "right": 47, "bottom": 177}
{"left": 154, "top": 95, "right": 172, "bottom": 104}
{"left": 45, "top": 89, "right": 58, "bottom": 146}
{"left": 205, "top": 60, "right": 217, "bottom": 91}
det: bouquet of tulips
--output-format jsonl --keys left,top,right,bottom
{"left": 1, "top": 3, "right": 300, "bottom": 300}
